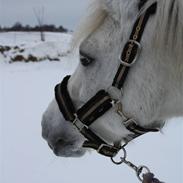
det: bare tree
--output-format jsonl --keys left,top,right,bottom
{"left": 33, "top": 6, "right": 45, "bottom": 41}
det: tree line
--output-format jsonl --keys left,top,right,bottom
{"left": 0, "top": 22, "right": 68, "bottom": 33}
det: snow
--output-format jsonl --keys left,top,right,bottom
{"left": 0, "top": 32, "right": 71, "bottom": 63}
{"left": 0, "top": 32, "right": 71, "bottom": 46}
{"left": 0, "top": 32, "right": 182, "bottom": 183}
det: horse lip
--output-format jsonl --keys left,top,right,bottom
{"left": 48, "top": 142, "right": 54, "bottom": 150}
{"left": 52, "top": 145, "right": 85, "bottom": 157}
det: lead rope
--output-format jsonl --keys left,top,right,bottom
{"left": 142, "top": 173, "right": 164, "bottom": 183}
{"left": 111, "top": 147, "right": 165, "bottom": 183}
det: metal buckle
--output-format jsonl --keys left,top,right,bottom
{"left": 110, "top": 99, "right": 117, "bottom": 107}
{"left": 119, "top": 39, "right": 142, "bottom": 67}
{"left": 73, "top": 114, "right": 88, "bottom": 131}
{"left": 123, "top": 118, "right": 137, "bottom": 128}
{"left": 97, "top": 144, "right": 119, "bottom": 155}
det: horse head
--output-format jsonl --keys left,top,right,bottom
{"left": 42, "top": 0, "right": 183, "bottom": 157}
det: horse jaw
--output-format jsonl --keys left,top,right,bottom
{"left": 41, "top": 99, "right": 86, "bottom": 157}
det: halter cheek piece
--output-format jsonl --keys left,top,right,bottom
{"left": 55, "top": 2, "right": 159, "bottom": 158}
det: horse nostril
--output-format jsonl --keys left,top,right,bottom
{"left": 48, "top": 139, "right": 65, "bottom": 151}
{"left": 55, "top": 139, "right": 65, "bottom": 146}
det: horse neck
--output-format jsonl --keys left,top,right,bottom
{"left": 156, "top": 54, "right": 183, "bottom": 120}
{"left": 120, "top": 37, "right": 183, "bottom": 128}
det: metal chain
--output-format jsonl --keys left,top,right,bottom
{"left": 111, "top": 147, "right": 150, "bottom": 182}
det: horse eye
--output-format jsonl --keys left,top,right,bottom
{"left": 79, "top": 50, "right": 95, "bottom": 66}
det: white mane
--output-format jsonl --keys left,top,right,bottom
{"left": 151, "top": 0, "right": 183, "bottom": 61}
{"left": 71, "top": 0, "right": 183, "bottom": 61}
{"left": 71, "top": 0, "right": 107, "bottom": 49}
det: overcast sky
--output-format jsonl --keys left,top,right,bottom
{"left": 0, "top": 0, "right": 90, "bottom": 30}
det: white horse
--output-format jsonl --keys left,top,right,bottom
{"left": 41, "top": 0, "right": 183, "bottom": 158}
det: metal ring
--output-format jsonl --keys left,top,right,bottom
{"left": 111, "top": 147, "right": 127, "bottom": 165}
{"left": 136, "top": 165, "right": 150, "bottom": 182}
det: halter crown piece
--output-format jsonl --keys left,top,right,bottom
{"left": 55, "top": 2, "right": 158, "bottom": 158}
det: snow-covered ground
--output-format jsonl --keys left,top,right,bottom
{"left": 0, "top": 32, "right": 71, "bottom": 63}
{"left": 0, "top": 32, "right": 182, "bottom": 183}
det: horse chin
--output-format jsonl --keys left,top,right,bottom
{"left": 55, "top": 149, "right": 86, "bottom": 157}
{"left": 52, "top": 146, "right": 86, "bottom": 157}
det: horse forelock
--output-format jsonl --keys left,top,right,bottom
{"left": 71, "top": 0, "right": 183, "bottom": 61}
{"left": 71, "top": 0, "right": 108, "bottom": 50}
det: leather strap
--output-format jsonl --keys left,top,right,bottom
{"left": 77, "top": 90, "right": 113, "bottom": 126}
{"left": 112, "top": 2, "right": 157, "bottom": 89}
{"left": 83, "top": 141, "right": 119, "bottom": 157}
{"left": 55, "top": 75, "right": 76, "bottom": 121}
{"left": 138, "top": 0, "right": 148, "bottom": 10}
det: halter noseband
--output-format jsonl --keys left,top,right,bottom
{"left": 55, "top": 2, "right": 159, "bottom": 158}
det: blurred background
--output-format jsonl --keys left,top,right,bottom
{"left": 0, "top": 0, "right": 89, "bottom": 30}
